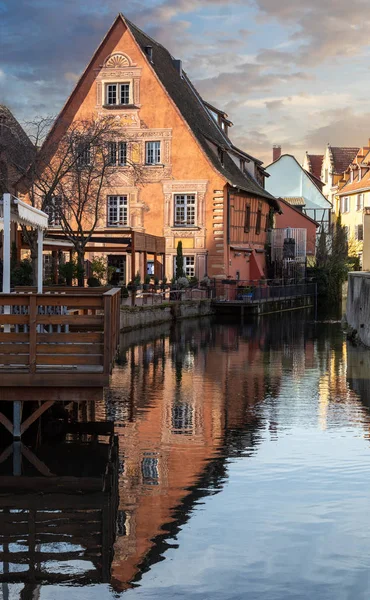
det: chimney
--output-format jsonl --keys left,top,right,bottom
{"left": 172, "top": 59, "right": 183, "bottom": 77}
{"left": 273, "top": 145, "right": 281, "bottom": 162}
{"left": 144, "top": 46, "right": 153, "bottom": 62}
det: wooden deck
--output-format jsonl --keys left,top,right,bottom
{"left": 0, "top": 287, "right": 121, "bottom": 388}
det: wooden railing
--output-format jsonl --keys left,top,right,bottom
{"left": 0, "top": 288, "right": 120, "bottom": 383}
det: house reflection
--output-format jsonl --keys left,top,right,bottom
{"left": 109, "top": 319, "right": 286, "bottom": 591}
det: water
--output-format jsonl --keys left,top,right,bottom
{"left": 4, "top": 313, "right": 370, "bottom": 599}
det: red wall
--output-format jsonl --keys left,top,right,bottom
{"left": 275, "top": 200, "right": 317, "bottom": 256}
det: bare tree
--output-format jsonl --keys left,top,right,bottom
{"left": 8, "top": 114, "right": 143, "bottom": 286}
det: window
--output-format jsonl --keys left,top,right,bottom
{"left": 240, "top": 158, "right": 246, "bottom": 172}
{"left": 244, "top": 205, "right": 251, "bottom": 233}
{"left": 45, "top": 196, "right": 62, "bottom": 227}
{"left": 174, "top": 194, "right": 196, "bottom": 227}
{"left": 184, "top": 256, "right": 195, "bottom": 277}
{"left": 356, "top": 194, "right": 364, "bottom": 211}
{"left": 105, "top": 83, "right": 131, "bottom": 106}
{"left": 344, "top": 225, "right": 350, "bottom": 240}
{"left": 107, "top": 141, "right": 127, "bottom": 166}
{"left": 173, "top": 255, "right": 195, "bottom": 278}
{"left": 76, "top": 144, "right": 91, "bottom": 167}
{"left": 145, "top": 141, "right": 161, "bottom": 165}
{"left": 107, "top": 195, "right": 128, "bottom": 226}
{"left": 355, "top": 224, "right": 364, "bottom": 241}
{"left": 256, "top": 203, "right": 262, "bottom": 234}
{"left": 341, "top": 197, "right": 350, "bottom": 213}
{"left": 172, "top": 402, "right": 194, "bottom": 435}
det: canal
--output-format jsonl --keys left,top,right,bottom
{"left": 4, "top": 312, "right": 370, "bottom": 599}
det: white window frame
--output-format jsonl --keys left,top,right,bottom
{"left": 145, "top": 141, "right": 161, "bottom": 165}
{"left": 356, "top": 193, "right": 364, "bottom": 211}
{"left": 107, "top": 141, "right": 127, "bottom": 166}
{"left": 341, "top": 197, "right": 350, "bottom": 213}
{"left": 105, "top": 82, "right": 132, "bottom": 106}
{"left": 107, "top": 195, "right": 128, "bottom": 227}
{"left": 174, "top": 194, "right": 196, "bottom": 227}
{"left": 173, "top": 255, "right": 195, "bottom": 278}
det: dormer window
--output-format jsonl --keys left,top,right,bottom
{"left": 105, "top": 83, "right": 131, "bottom": 106}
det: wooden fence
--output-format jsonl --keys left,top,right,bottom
{"left": 0, "top": 288, "right": 121, "bottom": 387}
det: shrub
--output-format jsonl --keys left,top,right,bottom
{"left": 87, "top": 276, "right": 101, "bottom": 287}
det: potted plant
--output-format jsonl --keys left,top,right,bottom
{"left": 153, "top": 275, "right": 160, "bottom": 290}
{"left": 134, "top": 271, "right": 142, "bottom": 290}
{"left": 189, "top": 276, "right": 198, "bottom": 288}
{"left": 143, "top": 274, "right": 151, "bottom": 291}
{"left": 200, "top": 275, "right": 211, "bottom": 288}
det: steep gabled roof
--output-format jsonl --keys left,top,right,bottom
{"left": 0, "top": 105, "right": 34, "bottom": 171}
{"left": 330, "top": 147, "right": 359, "bottom": 174}
{"left": 306, "top": 154, "right": 323, "bottom": 180}
{"left": 338, "top": 169, "right": 370, "bottom": 195}
{"left": 124, "top": 16, "right": 277, "bottom": 205}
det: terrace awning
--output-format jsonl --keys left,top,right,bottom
{"left": 1, "top": 194, "right": 48, "bottom": 293}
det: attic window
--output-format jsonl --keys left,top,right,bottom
{"left": 105, "top": 83, "right": 131, "bottom": 106}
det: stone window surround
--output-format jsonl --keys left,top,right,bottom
{"left": 95, "top": 52, "right": 142, "bottom": 108}
{"left": 163, "top": 180, "right": 208, "bottom": 230}
{"left": 100, "top": 186, "right": 142, "bottom": 229}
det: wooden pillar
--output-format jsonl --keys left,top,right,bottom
{"left": 13, "top": 401, "right": 22, "bottom": 439}
{"left": 2, "top": 193, "right": 11, "bottom": 293}
{"left": 37, "top": 228, "right": 43, "bottom": 293}
{"left": 52, "top": 250, "right": 58, "bottom": 284}
{"left": 143, "top": 251, "right": 148, "bottom": 278}
{"left": 13, "top": 441, "right": 22, "bottom": 476}
{"left": 131, "top": 232, "right": 135, "bottom": 280}
{"left": 154, "top": 252, "right": 158, "bottom": 277}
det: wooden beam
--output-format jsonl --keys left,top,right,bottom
{"left": 0, "top": 445, "right": 13, "bottom": 465}
{"left": 20, "top": 401, "right": 55, "bottom": 435}
{"left": 0, "top": 412, "right": 13, "bottom": 435}
{"left": 21, "top": 443, "right": 54, "bottom": 476}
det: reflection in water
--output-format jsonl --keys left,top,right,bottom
{"left": 5, "top": 314, "right": 370, "bottom": 598}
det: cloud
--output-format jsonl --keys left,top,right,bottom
{"left": 305, "top": 107, "right": 370, "bottom": 148}
{"left": 252, "top": 0, "right": 370, "bottom": 66}
{"left": 195, "top": 63, "right": 309, "bottom": 101}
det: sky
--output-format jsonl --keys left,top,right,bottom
{"left": 1, "top": 0, "right": 370, "bottom": 165}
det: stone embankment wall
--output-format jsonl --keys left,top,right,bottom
{"left": 120, "top": 300, "right": 214, "bottom": 332}
{"left": 345, "top": 273, "right": 370, "bottom": 346}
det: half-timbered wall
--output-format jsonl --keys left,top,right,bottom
{"left": 229, "top": 193, "right": 269, "bottom": 246}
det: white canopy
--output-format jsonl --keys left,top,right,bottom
{"left": 0, "top": 196, "right": 48, "bottom": 230}
{"left": 1, "top": 193, "right": 49, "bottom": 293}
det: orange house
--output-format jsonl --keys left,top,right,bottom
{"left": 39, "top": 14, "right": 279, "bottom": 282}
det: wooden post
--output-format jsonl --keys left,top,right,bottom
{"left": 37, "top": 228, "right": 43, "bottom": 294}
{"left": 52, "top": 250, "right": 58, "bottom": 284}
{"left": 13, "top": 401, "right": 22, "bottom": 439}
{"left": 13, "top": 441, "right": 22, "bottom": 475}
{"left": 131, "top": 232, "right": 135, "bottom": 279}
{"left": 2, "top": 193, "right": 11, "bottom": 293}
{"left": 103, "top": 294, "right": 111, "bottom": 375}
{"left": 29, "top": 295, "right": 37, "bottom": 374}
{"left": 154, "top": 252, "right": 158, "bottom": 277}
{"left": 143, "top": 251, "right": 148, "bottom": 279}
